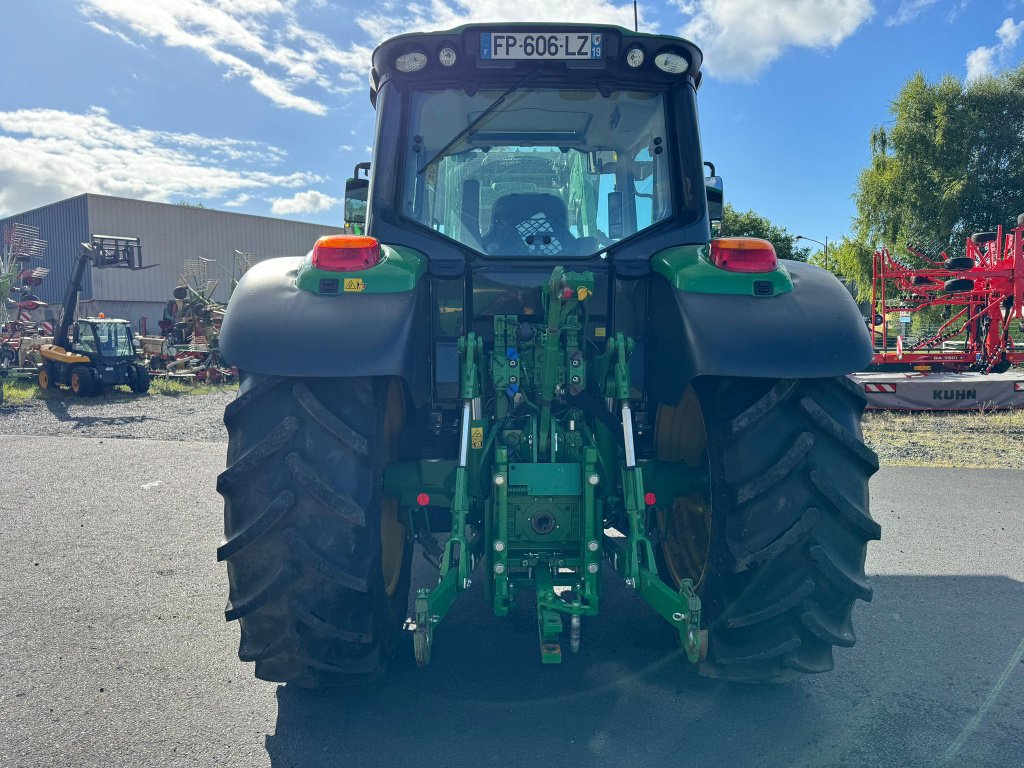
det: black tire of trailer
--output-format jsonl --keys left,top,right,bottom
{"left": 655, "top": 376, "right": 880, "bottom": 683}
{"left": 944, "top": 278, "right": 974, "bottom": 293}
{"left": 217, "top": 375, "right": 411, "bottom": 687}
{"left": 970, "top": 231, "right": 998, "bottom": 245}
{"left": 943, "top": 257, "right": 975, "bottom": 270}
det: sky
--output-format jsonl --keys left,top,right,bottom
{"left": 1, "top": 0, "right": 1022, "bottom": 248}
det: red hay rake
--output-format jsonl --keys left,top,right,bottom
{"left": 870, "top": 215, "right": 1024, "bottom": 373}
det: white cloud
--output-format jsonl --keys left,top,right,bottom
{"left": 80, "top": 0, "right": 646, "bottom": 115}
{"left": 223, "top": 193, "right": 252, "bottom": 207}
{"left": 675, "top": 0, "right": 874, "bottom": 81}
{"left": 269, "top": 189, "right": 339, "bottom": 215}
{"left": 80, "top": 0, "right": 366, "bottom": 115}
{"left": 885, "top": 0, "right": 936, "bottom": 27}
{"left": 965, "top": 17, "right": 1024, "bottom": 82}
{"left": 0, "top": 107, "right": 319, "bottom": 217}
{"left": 358, "top": 1, "right": 642, "bottom": 41}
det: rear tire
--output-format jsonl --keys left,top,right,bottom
{"left": 970, "top": 231, "right": 997, "bottom": 245}
{"left": 38, "top": 364, "right": 53, "bottom": 390}
{"left": 218, "top": 375, "right": 411, "bottom": 687}
{"left": 656, "top": 377, "right": 880, "bottom": 682}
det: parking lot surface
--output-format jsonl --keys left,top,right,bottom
{"left": 1, "top": 434, "right": 1021, "bottom": 768}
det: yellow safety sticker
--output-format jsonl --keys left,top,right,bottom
{"left": 471, "top": 426, "right": 484, "bottom": 449}
{"left": 343, "top": 278, "right": 366, "bottom": 292}
{"left": 577, "top": 286, "right": 590, "bottom": 300}
{"left": 594, "top": 326, "right": 606, "bottom": 337}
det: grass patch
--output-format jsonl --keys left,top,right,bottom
{"left": 862, "top": 409, "right": 1024, "bottom": 470}
{"left": 1, "top": 377, "right": 41, "bottom": 405}
{"left": 1, "top": 373, "right": 237, "bottom": 405}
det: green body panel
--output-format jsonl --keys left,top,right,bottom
{"left": 652, "top": 244, "right": 794, "bottom": 295}
{"left": 295, "top": 244, "right": 426, "bottom": 295}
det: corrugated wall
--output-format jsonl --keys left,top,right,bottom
{"left": 86, "top": 195, "right": 344, "bottom": 304}
{"left": 0, "top": 195, "right": 91, "bottom": 309}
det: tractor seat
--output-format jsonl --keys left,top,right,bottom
{"left": 483, "top": 194, "right": 576, "bottom": 257}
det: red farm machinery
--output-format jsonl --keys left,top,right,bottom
{"left": 870, "top": 214, "right": 1024, "bottom": 373}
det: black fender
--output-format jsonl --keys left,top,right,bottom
{"left": 220, "top": 257, "right": 430, "bottom": 405}
{"left": 648, "top": 260, "right": 872, "bottom": 405}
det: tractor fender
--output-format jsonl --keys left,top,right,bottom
{"left": 648, "top": 260, "right": 872, "bottom": 405}
{"left": 220, "top": 256, "right": 430, "bottom": 404}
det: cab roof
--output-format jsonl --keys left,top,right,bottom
{"left": 370, "top": 23, "right": 703, "bottom": 104}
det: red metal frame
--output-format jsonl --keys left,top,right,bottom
{"left": 870, "top": 220, "right": 1024, "bottom": 372}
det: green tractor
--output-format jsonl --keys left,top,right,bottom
{"left": 217, "top": 24, "right": 879, "bottom": 686}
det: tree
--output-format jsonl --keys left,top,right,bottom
{"left": 720, "top": 203, "right": 810, "bottom": 261}
{"left": 855, "top": 65, "right": 1024, "bottom": 257}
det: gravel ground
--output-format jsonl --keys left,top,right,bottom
{"left": 3, "top": 382, "right": 1024, "bottom": 469}
{"left": 0, "top": 387, "right": 235, "bottom": 442}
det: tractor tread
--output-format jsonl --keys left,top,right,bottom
{"left": 292, "top": 383, "right": 369, "bottom": 457}
{"left": 238, "top": 633, "right": 291, "bottom": 662}
{"left": 217, "top": 490, "right": 295, "bottom": 562}
{"left": 220, "top": 375, "right": 410, "bottom": 687}
{"left": 223, "top": 375, "right": 284, "bottom": 425}
{"left": 800, "top": 608, "right": 857, "bottom": 648}
{"left": 729, "top": 379, "right": 798, "bottom": 435}
{"left": 798, "top": 396, "right": 879, "bottom": 472}
{"left": 225, "top": 565, "right": 294, "bottom": 621}
{"left": 732, "top": 508, "right": 819, "bottom": 572}
{"left": 809, "top": 468, "right": 881, "bottom": 540}
{"left": 723, "top": 578, "right": 815, "bottom": 628}
{"left": 283, "top": 528, "right": 370, "bottom": 592}
{"left": 735, "top": 431, "right": 814, "bottom": 504}
{"left": 216, "top": 417, "right": 299, "bottom": 493}
{"left": 809, "top": 544, "right": 873, "bottom": 602}
{"left": 284, "top": 452, "right": 366, "bottom": 527}
{"left": 713, "top": 633, "right": 802, "bottom": 666}
{"left": 693, "top": 377, "right": 878, "bottom": 682}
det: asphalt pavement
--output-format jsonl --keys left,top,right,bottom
{"left": 0, "top": 434, "right": 1021, "bottom": 768}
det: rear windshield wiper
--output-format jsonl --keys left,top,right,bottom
{"left": 418, "top": 69, "right": 539, "bottom": 174}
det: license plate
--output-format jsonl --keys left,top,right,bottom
{"left": 480, "top": 32, "right": 603, "bottom": 60}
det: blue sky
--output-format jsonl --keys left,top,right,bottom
{"left": 1, "top": 0, "right": 1022, "bottom": 249}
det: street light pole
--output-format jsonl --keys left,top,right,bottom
{"left": 795, "top": 235, "right": 829, "bottom": 271}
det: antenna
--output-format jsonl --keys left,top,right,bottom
{"left": 633, "top": 0, "right": 639, "bottom": 31}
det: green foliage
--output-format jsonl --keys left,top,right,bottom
{"left": 720, "top": 203, "right": 811, "bottom": 261}
{"left": 175, "top": 200, "right": 207, "bottom": 208}
{"left": 855, "top": 66, "right": 1024, "bottom": 255}
{"left": 829, "top": 236, "right": 876, "bottom": 300}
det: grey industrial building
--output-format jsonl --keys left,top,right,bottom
{"left": 1, "top": 194, "right": 344, "bottom": 332}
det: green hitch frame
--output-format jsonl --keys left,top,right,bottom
{"left": 410, "top": 269, "right": 706, "bottom": 668}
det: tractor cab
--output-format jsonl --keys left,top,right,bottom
{"left": 73, "top": 317, "right": 139, "bottom": 364}
{"left": 355, "top": 25, "right": 711, "bottom": 275}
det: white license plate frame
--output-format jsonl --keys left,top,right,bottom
{"left": 480, "top": 32, "right": 603, "bottom": 61}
